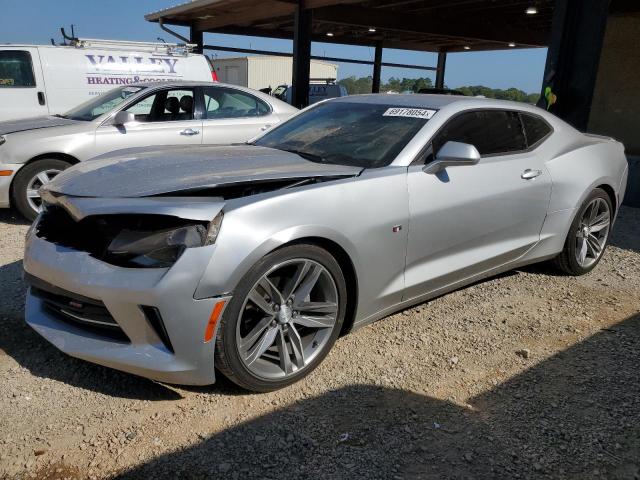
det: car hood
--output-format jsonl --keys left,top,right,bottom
{"left": 0, "top": 116, "right": 81, "bottom": 135}
{"left": 45, "top": 145, "right": 363, "bottom": 198}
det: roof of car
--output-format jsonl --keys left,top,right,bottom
{"left": 127, "top": 80, "right": 218, "bottom": 88}
{"left": 331, "top": 93, "right": 547, "bottom": 115}
{"left": 332, "top": 93, "right": 463, "bottom": 109}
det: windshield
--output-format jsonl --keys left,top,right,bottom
{"left": 61, "top": 86, "right": 144, "bottom": 121}
{"left": 254, "top": 102, "right": 434, "bottom": 168}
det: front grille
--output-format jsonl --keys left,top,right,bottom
{"left": 26, "top": 274, "right": 129, "bottom": 343}
{"left": 35, "top": 206, "right": 113, "bottom": 258}
{"left": 35, "top": 205, "right": 203, "bottom": 268}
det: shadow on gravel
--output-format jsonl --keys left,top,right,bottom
{"left": 114, "top": 314, "right": 640, "bottom": 480}
{"left": 0, "top": 259, "right": 182, "bottom": 401}
{"left": 609, "top": 206, "right": 640, "bottom": 254}
{"left": 0, "top": 208, "right": 30, "bottom": 226}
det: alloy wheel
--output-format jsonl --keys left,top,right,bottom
{"left": 575, "top": 197, "right": 611, "bottom": 268}
{"left": 235, "top": 258, "right": 339, "bottom": 380}
{"left": 26, "top": 169, "right": 61, "bottom": 213}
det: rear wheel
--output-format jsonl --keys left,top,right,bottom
{"left": 215, "top": 244, "right": 347, "bottom": 392}
{"left": 553, "top": 188, "right": 612, "bottom": 275}
{"left": 12, "top": 159, "right": 71, "bottom": 221}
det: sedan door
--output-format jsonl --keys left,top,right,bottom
{"left": 403, "top": 109, "right": 552, "bottom": 301}
{"left": 200, "top": 86, "right": 282, "bottom": 144}
{"left": 95, "top": 87, "right": 202, "bottom": 156}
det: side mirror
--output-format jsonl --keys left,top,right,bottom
{"left": 423, "top": 141, "right": 481, "bottom": 174}
{"left": 110, "top": 111, "right": 135, "bottom": 126}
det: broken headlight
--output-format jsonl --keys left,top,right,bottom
{"left": 106, "top": 212, "right": 224, "bottom": 268}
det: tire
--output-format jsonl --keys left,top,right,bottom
{"left": 553, "top": 188, "right": 613, "bottom": 276}
{"left": 215, "top": 244, "right": 347, "bottom": 392}
{"left": 12, "top": 159, "right": 71, "bottom": 221}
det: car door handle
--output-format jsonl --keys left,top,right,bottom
{"left": 260, "top": 124, "right": 272, "bottom": 131}
{"left": 37, "top": 91, "right": 46, "bottom": 106}
{"left": 180, "top": 128, "right": 200, "bottom": 136}
{"left": 521, "top": 169, "right": 543, "bottom": 180}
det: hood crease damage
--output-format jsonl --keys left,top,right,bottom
{"left": 44, "top": 144, "right": 363, "bottom": 199}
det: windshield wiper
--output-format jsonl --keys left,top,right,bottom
{"left": 279, "top": 148, "right": 326, "bottom": 163}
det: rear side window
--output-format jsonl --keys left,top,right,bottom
{"left": 203, "top": 87, "right": 270, "bottom": 119}
{"left": 0, "top": 51, "right": 36, "bottom": 88}
{"left": 521, "top": 113, "right": 552, "bottom": 147}
{"left": 433, "top": 110, "right": 526, "bottom": 157}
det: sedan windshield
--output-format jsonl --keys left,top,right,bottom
{"left": 254, "top": 101, "right": 434, "bottom": 168}
{"left": 61, "top": 86, "right": 144, "bottom": 121}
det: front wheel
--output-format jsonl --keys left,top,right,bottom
{"left": 12, "top": 159, "right": 71, "bottom": 221}
{"left": 553, "top": 188, "right": 613, "bottom": 275}
{"left": 215, "top": 244, "right": 347, "bottom": 392}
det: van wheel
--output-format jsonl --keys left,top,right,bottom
{"left": 12, "top": 159, "right": 71, "bottom": 221}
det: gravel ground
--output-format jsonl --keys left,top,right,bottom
{"left": 1, "top": 206, "right": 639, "bottom": 480}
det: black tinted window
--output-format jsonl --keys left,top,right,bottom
{"left": 433, "top": 110, "right": 526, "bottom": 156}
{"left": 521, "top": 113, "right": 552, "bottom": 147}
{"left": 0, "top": 50, "right": 35, "bottom": 87}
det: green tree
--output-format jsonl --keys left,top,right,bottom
{"left": 412, "top": 77, "right": 433, "bottom": 92}
{"left": 339, "top": 76, "right": 538, "bottom": 104}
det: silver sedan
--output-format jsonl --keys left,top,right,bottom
{"left": 23, "top": 94, "right": 628, "bottom": 391}
{"left": 0, "top": 81, "right": 297, "bottom": 220}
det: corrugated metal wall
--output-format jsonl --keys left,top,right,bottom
{"left": 213, "top": 56, "right": 338, "bottom": 90}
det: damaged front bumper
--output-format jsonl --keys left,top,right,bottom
{"left": 23, "top": 195, "right": 230, "bottom": 386}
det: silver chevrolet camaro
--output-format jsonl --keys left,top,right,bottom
{"left": 23, "top": 94, "right": 628, "bottom": 392}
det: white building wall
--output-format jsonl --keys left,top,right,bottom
{"left": 213, "top": 56, "right": 337, "bottom": 90}
{"left": 213, "top": 57, "right": 248, "bottom": 87}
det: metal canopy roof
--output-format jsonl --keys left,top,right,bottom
{"left": 146, "top": 0, "right": 556, "bottom": 52}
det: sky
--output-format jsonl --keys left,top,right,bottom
{"left": 0, "top": 0, "right": 548, "bottom": 93}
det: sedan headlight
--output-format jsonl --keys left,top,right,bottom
{"left": 106, "top": 211, "right": 224, "bottom": 268}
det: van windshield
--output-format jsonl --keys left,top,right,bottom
{"left": 61, "top": 86, "right": 144, "bottom": 121}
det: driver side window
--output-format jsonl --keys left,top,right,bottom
{"left": 431, "top": 110, "right": 526, "bottom": 158}
{"left": 124, "top": 88, "right": 195, "bottom": 123}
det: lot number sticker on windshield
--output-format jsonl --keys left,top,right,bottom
{"left": 383, "top": 108, "right": 437, "bottom": 119}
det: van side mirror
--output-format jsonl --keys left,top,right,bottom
{"left": 423, "top": 141, "right": 481, "bottom": 174}
{"left": 111, "top": 111, "right": 135, "bottom": 126}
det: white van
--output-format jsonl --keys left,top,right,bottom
{"left": 0, "top": 38, "right": 217, "bottom": 121}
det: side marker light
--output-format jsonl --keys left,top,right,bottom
{"left": 204, "top": 300, "right": 226, "bottom": 343}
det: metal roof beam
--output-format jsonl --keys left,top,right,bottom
{"left": 192, "top": 0, "right": 359, "bottom": 31}
{"left": 313, "top": 5, "right": 549, "bottom": 47}
{"left": 203, "top": 44, "right": 436, "bottom": 70}
{"left": 207, "top": 25, "right": 513, "bottom": 52}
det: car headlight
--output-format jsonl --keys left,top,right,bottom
{"left": 106, "top": 211, "right": 224, "bottom": 268}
